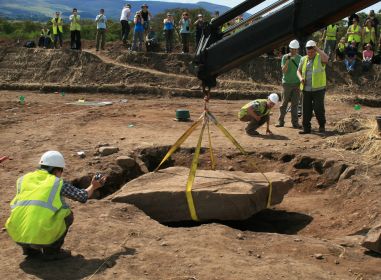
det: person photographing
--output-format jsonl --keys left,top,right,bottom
{"left": 5, "top": 151, "right": 106, "bottom": 260}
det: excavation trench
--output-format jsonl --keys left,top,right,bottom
{"left": 70, "top": 146, "right": 352, "bottom": 232}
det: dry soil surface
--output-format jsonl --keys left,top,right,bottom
{"left": 0, "top": 46, "right": 381, "bottom": 280}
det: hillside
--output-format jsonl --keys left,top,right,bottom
{"left": 0, "top": 0, "right": 233, "bottom": 20}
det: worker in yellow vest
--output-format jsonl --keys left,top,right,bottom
{"left": 238, "top": 93, "right": 279, "bottom": 136}
{"left": 5, "top": 151, "right": 106, "bottom": 260}
{"left": 51, "top": 11, "right": 64, "bottom": 49}
{"left": 362, "top": 19, "right": 376, "bottom": 49}
{"left": 322, "top": 24, "right": 338, "bottom": 61}
{"left": 297, "top": 40, "right": 329, "bottom": 134}
{"left": 346, "top": 18, "right": 361, "bottom": 48}
{"left": 69, "top": 8, "right": 81, "bottom": 50}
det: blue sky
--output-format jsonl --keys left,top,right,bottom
{"left": 155, "top": 0, "right": 381, "bottom": 14}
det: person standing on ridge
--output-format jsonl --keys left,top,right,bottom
{"left": 95, "top": 8, "right": 107, "bottom": 51}
{"left": 321, "top": 23, "right": 338, "bottom": 61}
{"left": 179, "top": 12, "right": 192, "bottom": 53}
{"left": 120, "top": 3, "right": 131, "bottom": 46}
{"left": 163, "top": 13, "right": 175, "bottom": 53}
{"left": 69, "top": 8, "right": 81, "bottom": 50}
{"left": 140, "top": 4, "right": 153, "bottom": 40}
{"left": 51, "top": 11, "right": 63, "bottom": 49}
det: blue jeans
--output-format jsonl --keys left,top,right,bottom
{"left": 344, "top": 58, "right": 356, "bottom": 71}
{"left": 132, "top": 30, "right": 144, "bottom": 51}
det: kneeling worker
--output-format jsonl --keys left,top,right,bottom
{"left": 238, "top": 93, "right": 279, "bottom": 136}
{"left": 5, "top": 151, "right": 106, "bottom": 260}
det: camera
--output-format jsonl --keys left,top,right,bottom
{"left": 94, "top": 172, "right": 102, "bottom": 180}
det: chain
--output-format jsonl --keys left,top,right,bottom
{"left": 202, "top": 85, "right": 211, "bottom": 112}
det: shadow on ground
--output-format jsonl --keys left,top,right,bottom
{"left": 224, "top": 209, "right": 313, "bottom": 234}
{"left": 166, "top": 209, "right": 312, "bottom": 235}
{"left": 19, "top": 247, "right": 136, "bottom": 280}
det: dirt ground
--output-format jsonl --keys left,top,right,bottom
{"left": 1, "top": 45, "right": 381, "bottom": 280}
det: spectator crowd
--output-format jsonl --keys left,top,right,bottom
{"left": 35, "top": 4, "right": 381, "bottom": 72}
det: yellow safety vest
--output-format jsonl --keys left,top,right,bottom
{"left": 238, "top": 99, "right": 269, "bottom": 119}
{"left": 41, "top": 29, "right": 50, "bottom": 36}
{"left": 5, "top": 170, "right": 71, "bottom": 245}
{"left": 347, "top": 24, "right": 361, "bottom": 43}
{"left": 338, "top": 42, "right": 345, "bottom": 52}
{"left": 51, "top": 17, "right": 63, "bottom": 35}
{"left": 326, "top": 25, "right": 337, "bottom": 40}
{"left": 363, "top": 26, "right": 375, "bottom": 44}
{"left": 300, "top": 54, "right": 326, "bottom": 91}
{"left": 70, "top": 14, "right": 81, "bottom": 31}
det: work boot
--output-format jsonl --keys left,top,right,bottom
{"left": 298, "top": 129, "right": 311, "bottom": 134}
{"left": 246, "top": 130, "right": 260, "bottom": 136}
{"left": 42, "top": 248, "right": 72, "bottom": 261}
{"left": 22, "top": 246, "right": 42, "bottom": 259}
{"left": 292, "top": 124, "right": 301, "bottom": 129}
{"left": 275, "top": 123, "right": 284, "bottom": 127}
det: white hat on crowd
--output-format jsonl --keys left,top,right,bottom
{"left": 289, "top": 39, "right": 300, "bottom": 49}
{"left": 268, "top": 93, "right": 279, "bottom": 104}
{"left": 306, "top": 40, "right": 317, "bottom": 47}
{"left": 39, "top": 151, "right": 65, "bottom": 168}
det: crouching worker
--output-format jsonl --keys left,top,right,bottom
{"left": 238, "top": 93, "right": 279, "bottom": 136}
{"left": 5, "top": 151, "right": 106, "bottom": 260}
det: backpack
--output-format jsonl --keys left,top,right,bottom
{"left": 24, "top": 41, "right": 36, "bottom": 48}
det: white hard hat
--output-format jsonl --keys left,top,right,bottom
{"left": 39, "top": 151, "right": 65, "bottom": 168}
{"left": 306, "top": 40, "right": 317, "bottom": 47}
{"left": 268, "top": 93, "right": 279, "bottom": 104}
{"left": 289, "top": 39, "right": 300, "bottom": 49}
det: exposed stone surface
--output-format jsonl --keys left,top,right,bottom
{"left": 135, "top": 158, "right": 149, "bottom": 174}
{"left": 362, "top": 223, "right": 381, "bottom": 254}
{"left": 99, "top": 146, "right": 119, "bottom": 156}
{"left": 116, "top": 156, "right": 136, "bottom": 169}
{"left": 112, "top": 167, "right": 293, "bottom": 222}
{"left": 325, "top": 163, "right": 348, "bottom": 184}
{"left": 339, "top": 166, "right": 356, "bottom": 181}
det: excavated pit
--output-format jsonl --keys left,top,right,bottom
{"left": 70, "top": 145, "right": 354, "bottom": 232}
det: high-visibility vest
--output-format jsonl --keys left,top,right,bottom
{"left": 347, "top": 24, "right": 361, "bottom": 43}
{"left": 326, "top": 25, "right": 337, "bottom": 40}
{"left": 41, "top": 29, "right": 49, "bottom": 36}
{"left": 5, "top": 170, "right": 71, "bottom": 245}
{"left": 338, "top": 42, "right": 345, "bottom": 52}
{"left": 238, "top": 99, "right": 269, "bottom": 119}
{"left": 300, "top": 54, "right": 326, "bottom": 91}
{"left": 70, "top": 14, "right": 81, "bottom": 31}
{"left": 363, "top": 26, "right": 375, "bottom": 44}
{"left": 51, "top": 17, "right": 63, "bottom": 35}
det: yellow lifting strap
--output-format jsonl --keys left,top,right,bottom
{"left": 155, "top": 109, "right": 273, "bottom": 221}
{"left": 185, "top": 117, "right": 207, "bottom": 221}
{"left": 207, "top": 120, "right": 216, "bottom": 170}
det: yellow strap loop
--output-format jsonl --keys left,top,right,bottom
{"left": 186, "top": 118, "right": 207, "bottom": 221}
{"left": 155, "top": 114, "right": 204, "bottom": 171}
{"left": 207, "top": 120, "right": 216, "bottom": 170}
{"left": 207, "top": 112, "right": 247, "bottom": 155}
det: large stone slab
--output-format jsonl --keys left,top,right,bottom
{"left": 111, "top": 167, "right": 293, "bottom": 222}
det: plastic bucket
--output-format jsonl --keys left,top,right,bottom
{"left": 376, "top": 116, "right": 381, "bottom": 133}
{"left": 176, "top": 109, "right": 190, "bottom": 121}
